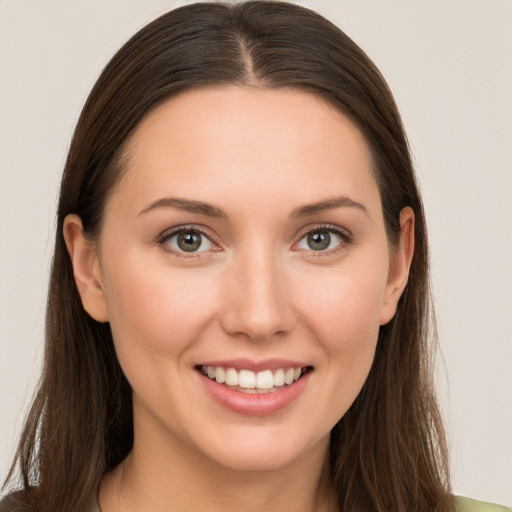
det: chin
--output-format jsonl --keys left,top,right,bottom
{"left": 192, "top": 426, "right": 329, "bottom": 474}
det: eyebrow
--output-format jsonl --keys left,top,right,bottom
{"left": 290, "top": 196, "right": 369, "bottom": 218}
{"left": 138, "top": 197, "right": 227, "bottom": 219}
{"left": 138, "top": 195, "right": 368, "bottom": 220}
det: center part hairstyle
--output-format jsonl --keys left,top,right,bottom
{"left": 4, "top": 2, "right": 453, "bottom": 511}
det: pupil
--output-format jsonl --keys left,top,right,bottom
{"left": 178, "top": 232, "right": 201, "bottom": 252}
{"left": 307, "top": 231, "right": 330, "bottom": 251}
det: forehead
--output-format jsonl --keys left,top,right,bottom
{"left": 110, "top": 86, "right": 380, "bottom": 216}
{"left": 129, "top": 85, "right": 367, "bottom": 157}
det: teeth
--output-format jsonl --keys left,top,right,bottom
{"left": 274, "top": 368, "right": 285, "bottom": 387}
{"left": 215, "top": 367, "right": 225, "bottom": 384}
{"left": 256, "top": 369, "right": 273, "bottom": 389}
{"left": 225, "top": 368, "right": 238, "bottom": 386}
{"left": 239, "top": 369, "right": 256, "bottom": 389}
{"left": 201, "top": 365, "right": 307, "bottom": 391}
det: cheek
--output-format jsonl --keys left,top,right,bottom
{"left": 300, "top": 267, "right": 387, "bottom": 343}
{"left": 101, "top": 252, "right": 220, "bottom": 356}
{"left": 296, "top": 264, "right": 387, "bottom": 392}
{"left": 285, "top": 266, "right": 386, "bottom": 430}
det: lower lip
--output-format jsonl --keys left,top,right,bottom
{"left": 198, "top": 370, "right": 311, "bottom": 416}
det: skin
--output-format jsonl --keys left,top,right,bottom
{"left": 64, "top": 86, "right": 414, "bottom": 512}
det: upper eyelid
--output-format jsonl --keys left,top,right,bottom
{"left": 296, "top": 223, "right": 353, "bottom": 240}
{"left": 159, "top": 224, "right": 217, "bottom": 242}
{"left": 292, "top": 224, "right": 354, "bottom": 261}
{"left": 293, "top": 224, "right": 353, "bottom": 256}
{"left": 157, "top": 225, "right": 221, "bottom": 255}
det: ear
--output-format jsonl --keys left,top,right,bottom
{"left": 63, "top": 214, "right": 109, "bottom": 323}
{"left": 379, "top": 207, "right": 415, "bottom": 325}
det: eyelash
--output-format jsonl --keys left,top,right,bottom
{"left": 157, "top": 225, "right": 219, "bottom": 258}
{"left": 295, "top": 224, "right": 353, "bottom": 257}
{"left": 157, "top": 224, "right": 353, "bottom": 257}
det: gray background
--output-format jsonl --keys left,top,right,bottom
{"left": 1, "top": 0, "right": 511, "bottom": 505}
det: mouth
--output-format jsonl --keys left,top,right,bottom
{"left": 196, "top": 365, "right": 313, "bottom": 394}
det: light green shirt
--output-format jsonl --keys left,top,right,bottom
{"left": 456, "top": 496, "right": 512, "bottom": 512}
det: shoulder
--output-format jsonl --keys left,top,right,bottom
{"left": 456, "top": 496, "right": 512, "bottom": 512}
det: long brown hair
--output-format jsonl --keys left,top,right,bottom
{"left": 3, "top": 2, "right": 452, "bottom": 511}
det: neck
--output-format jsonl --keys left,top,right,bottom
{"left": 99, "top": 415, "right": 336, "bottom": 512}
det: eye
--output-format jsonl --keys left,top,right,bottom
{"left": 296, "top": 228, "right": 346, "bottom": 252}
{"left": 163, "top": 229, "right": 214, "bottom": 253}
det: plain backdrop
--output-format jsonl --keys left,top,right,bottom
{"left": 1, "top": 0, "right": 511, "bottom": 505}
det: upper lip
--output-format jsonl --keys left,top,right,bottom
{"left": 196, "top": 358, "right": 310, "bottom": 372}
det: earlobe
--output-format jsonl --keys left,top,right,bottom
{"left": 63, "top": 214, "right": 109, "bottom": 323}
{"left": 379, "top": 207, "right": 415, "bottom": 325}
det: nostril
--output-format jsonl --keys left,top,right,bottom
{"left": 218, "top": 263, "right": 296, "bottom": 340}
{"left": 219, "top": 307, "right": 296, "bottom": 341}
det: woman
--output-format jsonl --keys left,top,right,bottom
{"left": 1, "top": 2, "right": 510, "bottom": 511}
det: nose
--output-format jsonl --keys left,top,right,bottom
{"left": 219, "top": 244, "right": 296, "bottom": 341}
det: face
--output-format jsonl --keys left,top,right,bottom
{"left": 66, "top": 86, "right": 413, "bottom": 475}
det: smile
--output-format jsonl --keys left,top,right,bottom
{"left": 198, "top": 365, "right": 311, "bottom": 394}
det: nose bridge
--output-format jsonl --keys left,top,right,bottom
{"left": 220, "top": 240, "right": 294, "bottom": 340}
